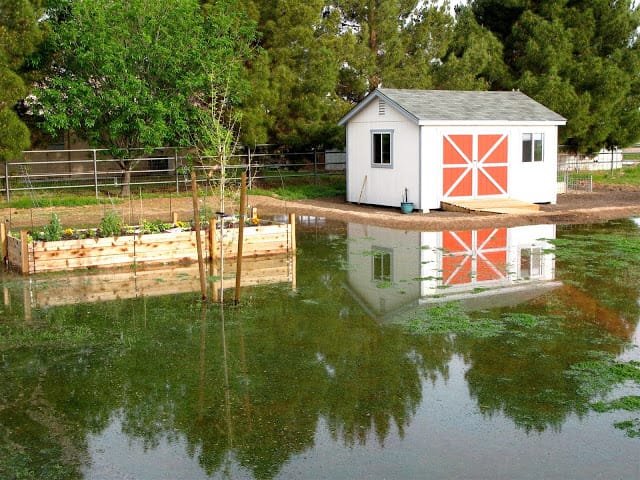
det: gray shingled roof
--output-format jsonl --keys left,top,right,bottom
{"left": 341, "top": 88, "right": 566, "bottom": 124}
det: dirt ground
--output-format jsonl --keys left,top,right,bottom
{"left": 3, "top": 184, "right": 640, "bottom": 232}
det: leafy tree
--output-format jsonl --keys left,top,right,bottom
{"left": 34, "top": 0, "right": 255, "bottom": 195}
{"left": 467, "top": 0, "right": 640, "bottom": 152}
{"left": 0, "top": 0, "right": 43, "bottom": 160}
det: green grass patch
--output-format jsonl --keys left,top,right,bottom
{"left": 249, "top": 175, "right": 345, "bottom": 200}
{"left": 250, "top": 181, "right": 345, "bottom": 200}
{"left": 592, "top": 164, "right": 640, "bottom": 186}
{"left": 1, "top": 195, "right": 110, "bottom": 209}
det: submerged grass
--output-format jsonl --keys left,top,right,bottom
{"left": 0, "top": 324, "right": 99, "bottom": 351}
{"left": 567, "top": 352, "right": 640, "bottom": 437}
{"left": 405, "top": 302, "right": 548, "bottom": 338}
{"left": 407, "top": 302, "right": 558, "bottom": 336}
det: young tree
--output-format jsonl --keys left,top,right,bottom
{"left": 0, "top": 0, "right": 42, "bottom": 160}
{"left": 34, "top": 0, "right": 255, "bottom": 195}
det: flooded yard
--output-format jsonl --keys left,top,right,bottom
{"left": 1, "top": 218, "right": 639, "bottom": 479}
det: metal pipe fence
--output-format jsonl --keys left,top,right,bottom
{"left": 1, "top": 147, "right": 346, "bottom": 203}
{"left": 557, "top": 148, "right": 640, "bottom": 192}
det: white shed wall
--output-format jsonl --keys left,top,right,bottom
{"left": 419, "top": 124, "right": 559, "bottom": 210}
{"left": 346, "top": 100, "right": 421, "bottom": 209}
{"left": 509, "top": 125, "right": 559, "bottom": 204}
{"left": 346, "top": 224, "right": 421, "bottom": 316}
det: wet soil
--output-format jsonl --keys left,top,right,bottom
{"left": 3, "top": 184, "right": 640, "bottom": 231}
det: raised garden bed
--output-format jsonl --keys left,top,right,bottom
{"left": 1, "top": 213, "right": 296, "bottom": 274}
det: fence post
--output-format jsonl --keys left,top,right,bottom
{"left": 610, "top": 148, "right": 615, "bottom": 176}
{"left": 247, "top": 146, "right": 252, "bottom": 190}
{"left": 4, "top": 160, "right": 9, "bottom": 203}
{"left": 175, "top": 149, "right": 180, "bottom": 194}
{"left": 93, "top": 149, "right": 99, "bottom": 199}
{"left": 313, "top": 149, "right": 318, "bottom": 185}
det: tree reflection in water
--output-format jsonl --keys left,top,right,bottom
{"left": 0, "top": 219, "right": 637, "bottom": 479}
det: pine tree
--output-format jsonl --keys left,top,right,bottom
{"left": 0, "top": 0, "right": 42, "bottom": 160}
{"left": 238, "top": 1, "right": 352, "bottom": 149}
{"left": 238, "top": 1, "right": 454, "bottom": 148}
{"left": 468, "top": 0, "right": 640, "bottom": 151}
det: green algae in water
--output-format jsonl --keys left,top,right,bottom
{"left": 405, "top": 302, "right": 551, "bottom": 338}
{"left": 567, "top": 352, "right": 640, "bottom": 437}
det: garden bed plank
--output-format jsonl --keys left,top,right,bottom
{"left": 6, "top": 221, "right": 294, "bottom": 274}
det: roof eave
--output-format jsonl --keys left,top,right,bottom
{"left": 417, "top": 119, "right": 567, "bottom": 127}
{"left": 338, "top": 89, "right": 420, "bottom": 126}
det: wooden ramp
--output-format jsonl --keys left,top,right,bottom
{"left": 441, "top": 198, "right": 541, "bottom": 215}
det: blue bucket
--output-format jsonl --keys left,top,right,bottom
{"left": 400, "top": 202, "right": 414, "bottom": 214}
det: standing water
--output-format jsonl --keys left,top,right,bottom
{"left": 0, "top": 219, "right": 638, "bottom": 479}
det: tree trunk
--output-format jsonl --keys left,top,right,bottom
{"left": 120, "top": 167, "right": 132, "bottom": 197}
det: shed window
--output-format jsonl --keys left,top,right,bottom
{"left": 522, "top": 133, "right": 544, "bottom": 162}
{"left": 372, "top": 248, "right": 392, "bottom": 282}
{"left": 520, "top": 247, "right": 542, "bottom": 279}
{"left": 372, "top": 131, "right": 393, "bottom": 167}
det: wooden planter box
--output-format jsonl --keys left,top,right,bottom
{"left": 1, "top": 214, "right": 295, "bottom": 275}
{"left": 27, "top": 254, "right": 295, "bottom": 307}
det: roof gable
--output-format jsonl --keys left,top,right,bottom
{"left": 339, "top": 88, "right": 567, "bottom": 126}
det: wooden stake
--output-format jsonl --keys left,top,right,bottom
{"left": 234, "top": 172, "right": 247, "bottom": 304}
{"left": 0, "top": 221, "right": 6, "bottom": 269}
{"left": 358, "top": 175, "right": 368, "bottom": 204}
{"left": 289, "top": 213, "right": 296, "bottom": 291}
{"left": 191, "top": 171, "right": 207, "bottom": 300}
{"left": 20, "top": 230, "right": 29, "bottom": 274}
{"left": 289, "top": 213, "right": 296, "bottom": 254}
{"left": 209, "top": 218, "right": 216, "bottom": 260}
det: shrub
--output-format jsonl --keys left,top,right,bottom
{"left": 99, "top": 211, "right": 123, "bottom": 237}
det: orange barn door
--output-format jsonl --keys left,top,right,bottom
{"left": 442, "top": 228, "right": 508, "bottom": 287}
{"left": 443, "top": 134, "right": 508, "bottom": 199}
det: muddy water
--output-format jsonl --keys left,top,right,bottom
{"left": 0, "top": 219, "right": 638, "bottom": 479}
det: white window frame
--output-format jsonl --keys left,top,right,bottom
{"left": 522, "top": 133, "right": 544, "bottom": 162}
{"left": 519, "top": 247, "right": 543, "bottom": 279}
{"left": 372, "top": 247, "right": 393, "bottom": 282}
{"left": 371, "top": 130, "right": 393, "bottom": 168}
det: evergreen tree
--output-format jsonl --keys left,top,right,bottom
{"left": 238, "top": 1, "right": 454, "bottom": 148}
{"left": 0, "top": 0, "right": 42, "bottom": 160}
{"left": 468, "top": 0, "right": 640, "bottom": 151}
{"left": 433, "top": 5, "right": 507, "bottom": 90}
{"left": 334, "top": 0, "right": 453, "bottom": 94}
{"left": 238, "top": 1, "right": 352, "bottom": 149}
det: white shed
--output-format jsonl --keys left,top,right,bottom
{"left": 338, "top": 89, "right": 567, "bottom": 211}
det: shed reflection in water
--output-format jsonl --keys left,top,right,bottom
{"left": 0, "top": 220, "right": 638, "bottom": 479}
{"left": 346, "top": 223, "right": 558, "bottom": 319}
